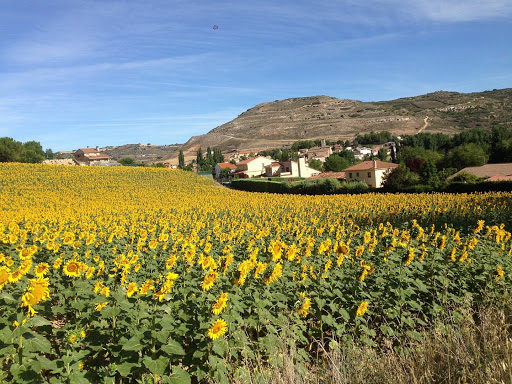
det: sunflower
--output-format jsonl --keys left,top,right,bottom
{"left": 85, "top": 266, "right": 95, "bottom": 279}
{"left": 297, "top": 292, "right": 311, "bottom": 318}
{"left": 63, "top": 260, "right": 81, "bottom": 277}
{"left": 34, "top": 262, "right": 50, "bottom": 277}
{"left": 356, "top": 300, "right": 369, "bottom": 316}
{"left": 201, "top": 271, "right": 219, "bottom": 291}
{"left": 139, "top": 280, "right": 154, "bottom": 295}
{"left": 254, "top": 262, "right": 267, "bottom": 279}
{"left": 208, "top": 318, "right": 227, "bottom": 340}
{"left": 100, "top": 286, "right": 110, "bottom": 297}
{"left": 126, "top": 282, "right": 138, "bottom": 297}
{"left": 95, "top": 301, "right": 108, "bottom": 312}
{"left": 264, "top": 263, "right": 282, "bottom": 285}
{"left": 495, "top": 266, "right": 505, "bottom": 280}
{"left": 0, "top": 266, "right": 11, "bottom": 289}
{"left": 212, "top": 293, "right": 228, "bottom": 315}
{"left": 355, "top": 245, "right": 365, "bottom": 258}
{"left": 21, "top": 277, "right": 50, "bottom": 316}
{"left": 53, "top": 257, "right": 62, "bottom": 269}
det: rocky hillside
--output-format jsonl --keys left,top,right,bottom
{"left": 100, "top": 143, "right": 180, "bottom": 164}
{"left": 169, "top": 88, "right": 512, "bottom": 162}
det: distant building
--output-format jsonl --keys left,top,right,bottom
{"left": 353, "top": 146, "right": 372, "bottom": 160}
{"left": 264, "top": 157, "right": 320, "bottom": 178}
{"left": 234, "top": 156, "right": 275, "bottom": 178}
{"left": 74, "top": 147, "right": 112, "bottom": 165}
{"left": 214, "top": 162, "right": 237, "bottom": 179}
{"left": 310, "top": 171, "right": 346, "bottom": 180}
{"left": 344, "top": 160, "right": 398, "bottom": 188}
{"left": 449, "top": 163, "right": 512, "bottom": 181}
{"left": 302, "top": 140, "right": 333, "bottom": 162}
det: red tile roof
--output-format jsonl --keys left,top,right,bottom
{"left": 344, "top": 160, "right": 398, "bottom": 171}
{"left": 237, "top": 156, "right": 263, "bottom": 165}
{"left": 88, "top": 155, "right": 111, "bottom": 160}
{"left": 310, "top": 172, "right": 346, "bottom": 179}
{"left": 486, "top": 174, "right": 512, "bottom": 181}
{"left": 217, "top": 163, "right": 237, "bottom": 169}
{"left": 78, "top": 148, "right": 100, "bottom": 153}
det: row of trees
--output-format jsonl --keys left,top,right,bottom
{"left": 177, "top": 147, "right": 225, "bottom": 171}
{"left": 383, "top": 125, "right": 512, "bottom": 190}
{"left": 0, "top": 137, "right": 53, "bottom": 163}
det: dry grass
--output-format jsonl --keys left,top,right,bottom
{"left": 231, "top": 304, "right": 512, "bottom": 384}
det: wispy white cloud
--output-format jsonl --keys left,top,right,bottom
{"left": 408, "top": 0, "right": 512, "bottom": 22}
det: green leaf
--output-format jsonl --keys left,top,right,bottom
{"left": 24, "top": 333, "right": 52, "bottom": 354}
{"left": 115, "top": 361, "right": 138, "bottom": 377}
{"left": 405, "top": 330, "right": 424, "bottom": 342}
{"left": 122, "top": 336, "right": 144, "bottom": 351}
{"left": 0, "top": 327, "right": 13, "bottom": 344}
{"left": 407, "top": 300, "right": 422, "bottom": 311}
{"left": 0, "top": 292, "right": 17, "bottom": 303}
{"left": 36, "top": 355, "right": 61, "bottom": 373}
{"left": 321, "top": 314, "right": 336, "bottom": 327}
{"left": 315, "top": 297, "right": 326, "bottom": 311}
{"left": 143, "top": 355, "right": 168, "bottom": 376}
{"left": 101, "top": 306, "right": 121, "bottom": 318}
{"left": 167, "top": 366, "right": 191, "bottom": 384}
{"left": 339, "top": 308, "right": 350, "bottom": 322}
{"left": 10, "top": 363, "right": 39, "bottom": 383}
{"left": 28, "top": 315, "right": 52, "bottom": 327}
{"left": 161, "top": 339, "right": 185, "bottom": 356}
{"left": 212, "top": 339, "right": 227, "bottom": 356}
{"left": 155, "top": 329, "right": 171, "bottom": 344}
{"left": 69, "top": 371, "right": 89, "bottom": 384}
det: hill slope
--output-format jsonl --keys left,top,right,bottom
{"left": 171, "top": 88, "right": 512, "bottom": 161}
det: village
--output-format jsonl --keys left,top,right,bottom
{"left": 44, "top": 141, "right": 402, "bottom": 189}
{"left": 44, "top": 135, "right": 512, "bottom": 190}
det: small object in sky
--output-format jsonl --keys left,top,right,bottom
{"left": 213, "top": 25, "right": 218, "bottom": 30}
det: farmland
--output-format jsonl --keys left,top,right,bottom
{"left": 0, "top": 163, "right": 511, "bottom": 383}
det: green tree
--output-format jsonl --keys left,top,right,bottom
{"left": 382, "top": 165, "right": 419, "bottom": 191}
{"left": 307, "top": 158, "right": 323, "bottom": 171}
{"left": 377, "top": 147, "right": 388, "bottom": 161}
{"left": 119, "top": 157, "right": 136, "bottom": 165}
{"left": 397, "top": 146, "right": 442, "bottom": 166}
{"left": 420, "top": 161, "right": 440, "bottom": 186}
{"left": 0, "top": 137, "right": 23, "bottom": 162}
{"left": 178, "top": 149, "right": 185, "bottom": 169}
{"left": 196, "top": 147, "right": 204, "bottom": 169}
{"left": 450, "top": 171, "right": 480, "bottom": 183}
{"left": 339, "top": 150, "right": 356, "bottom": 165}
{"left": 20, "top": 141, "right": 45, "bottom": 163}
{"left": 443, "top": 143, "right": 488, "bottom": 170}
{"left": 324, "top": 154, "right": 350, "bottom": 172}
{"left": 213, "top": 147, "right": 224, "bottom": 164}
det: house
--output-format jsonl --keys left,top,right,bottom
{"left": 300, "top": 140, "right": 333, "bottom": 162}
{"left": 344, "top": 160, "right": 398, "bottom": 188}
{"left": 449, "top": 163, "right": 512, "bottom": 181}
{"left": 263, "top": 157, "right": 320, "bottom": 178}
{"left": 333, "top": 144, "right": 343, "bottom": 152}
{"left": 353, "top": 146, "right": 372, "bottom": 160}
{"left": 310, "top": 171, "right": 346, "bottom": 180}
{"left": 214, "top": 162, "right": 237, "bottom": 179}
{"left": 235, "top": 156, "right": 275, "bottom": 178}
{"left": 74, "top": 148, "right": 112, "bottom": 165}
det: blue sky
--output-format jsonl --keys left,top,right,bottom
{"left": 1, "top": 0, "right": 511, "bottom": 151}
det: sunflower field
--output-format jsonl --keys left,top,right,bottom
{"left": 0, "top": 163, "right": 511, "bottom": 383}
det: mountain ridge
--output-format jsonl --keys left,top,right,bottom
{"left": 166, "top": 88, "right": 512, "bottom": 162}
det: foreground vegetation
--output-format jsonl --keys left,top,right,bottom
{"left": 0, "top": 164, "right": 511, "bottom": 383}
